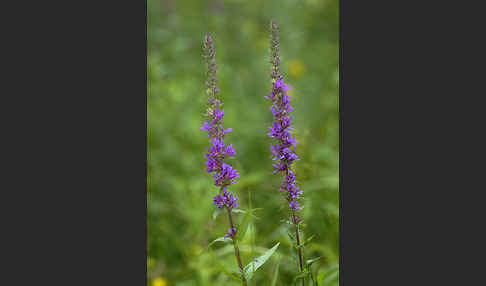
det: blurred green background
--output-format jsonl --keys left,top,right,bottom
{"left": 148, "top": 0, "right": 338, "bottom": 285}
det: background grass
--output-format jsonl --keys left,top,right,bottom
{"left": 148, "top": 0, "right": 339, "bottom": 285}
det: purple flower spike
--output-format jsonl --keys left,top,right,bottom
{"left": 269, "top": 20, "right": 307, "bottom": 285}
{"left": 267, "top": 21, "right": 303, "bottom": 214}
{"left": 202, "top": 33, "right": 239, "bottom": 214}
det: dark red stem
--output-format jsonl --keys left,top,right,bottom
{"left": 227, "top": 207, "right": 247, "bottom": 285}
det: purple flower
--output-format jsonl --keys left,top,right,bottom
{"left": 213, "top": 108, "right": 224, "bottom": 120}
{"left": 288, "top": 185, "right": 303, "bottom": 199}
{"left": 224, "top": 227, "right": 237, "bottom": 239}
{"left": 205, "top": 157, "right": 221, "bottom": 173}
{"left": 281, "top": 133, "right": 297, "bottom": 148}
{"left": 222, "top": 127, "right": 233, "bottom": 135}
{"left": 286, "top": 170, "right": 296, "bottom": 184}
{"left": 214, "top": 163, "right": 240, "bottom": 187}
{"left": 274, "top": 79, "right": 291, "bottom": 93}
{"left": 206, "top": 138, "right": 235, "bottom": 158}
{"left": 200, "top": 121, "right": 213, "bottom": 132}
{"left": 270, "top": 144, "right": 280, "bottom": 159}
{"left": 213, "top": 189, "right": 239, "bottom": 210}
{"left": 289, "top": 200, "right": 301, "bottom": 210}
{"left": 272, "top": 161, "right": 288, "bottom": 174}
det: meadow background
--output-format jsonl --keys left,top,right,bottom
{"left": 147, "top": 0, "right": 339, "bottom": 285}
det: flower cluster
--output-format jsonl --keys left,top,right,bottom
{"left": 201, "top": 108, "right": 240, "bottom": 210}
{"left": 267, "top": 21, "right": 303, "bottom": 211}
{"left": 201, "top": 34, "right": 240, "bottom": 221}
{"left": 213, "top": 187, "right": 239, "bottom": 209}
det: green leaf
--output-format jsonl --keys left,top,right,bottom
{"left": 319, "top": 265, "right": 339, "bottom": 286}
{"left": 293, "top": 270, "right": 310, "bottom": 285}
{"left": 199, "top": 236, "right": 232, "bottom": 255}
{"left": 282, "top": 219, "right": 294, "bottom": 225}
{"left": 322, "top": 270, "right": 339, "bottom": 285}
{"left": 317, "top": 271, "right": 325, "bottom": 286}
{"left": 235, "top": 208, "right": 253, "bottom": 241}
{"left": 243, "top": 242, "right": 280, "bottom": 282}
{"left": 309, "top": 268, "right": 317, "bottom": 286}
{"left": 270, "top": 258, "right": 280, "bottom": 286}
{"left": 287, "top": 230, "right": 296, "bottom": 242}
{"left": 304, "top": 234, "right": 316, "bottom": 245}
{"left": 208, "top": 248, "right": 242, "bottom": 282}
{"left": 306, "top": 256, "right": 322, "bottom": 267}
{"left": 212, "top": 208, "right": 223, "bottom": 220}
{"left": 233, "top": 208, "right": 263, "bottom": 217}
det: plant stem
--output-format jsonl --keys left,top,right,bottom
{"left": 292, "top": 212, "right": 305, "bottom": 286}
{"left": 227, "top": 207, "right": 247, "bottom": 285}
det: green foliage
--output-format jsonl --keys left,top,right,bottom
{"left": 201, "top": 236, "right": 232, "bottom": 255}
{"left": 293, "top": 269, "right": 310, "bottom": 285}
{"left": 235, "top": 208, "right": 253, "bottom": 241}
{"left": 213, "top": 208, "right": 224, "bottom": 220}
{"left": 208, "top": 248, "right": 242, "bottom": 282}
{"left": 317, "top": 264, "right": 339, "bottom": 286}
{"left": 243, "top": 242, "right": 280, "bottom": 282}
{"left": 270, "top": 258, "right": 281, "bottom": 286}
{"left": 297, "top": 234, "right": 316, "bottom": 249}
{"left": 147, "top": 0, "right": 339, "bottom": 285}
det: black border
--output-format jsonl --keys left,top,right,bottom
{"left": 3, "top": 0, "right": 148, "bottom": 284}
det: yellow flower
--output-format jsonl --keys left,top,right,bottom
{"left": 152, "top": 277, "right": 168, "bottom": 286}
{"left": 289, "top": 59, "right": 306, "bottom": 78}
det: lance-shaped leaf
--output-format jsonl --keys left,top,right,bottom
{"left": 306, "top": 256, "right": 322, "bottom": 267}
{"left": 199, "top": 236, "right": 232, "bottom": 255}
{"left": 296, "top": 234, "right": 316, "bottom": 249}
{"left": 243, "top": 242, "right": 280, "bottom": 281}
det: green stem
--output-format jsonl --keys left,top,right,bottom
{"left": 227, "top": 207, "right": 247, "bottom": 285}
{"left": 292, "top": 212, "right": 305, "bottom": 286}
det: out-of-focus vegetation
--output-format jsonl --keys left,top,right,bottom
{"left": 147, "top": 0, "right": 339, "bottom": 285}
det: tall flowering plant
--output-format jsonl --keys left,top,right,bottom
{"left": 201, "top": 34, "right": 247, "bottom": 285}
{"left": 266, "top": 20, "right": 309, "bottom": 285}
